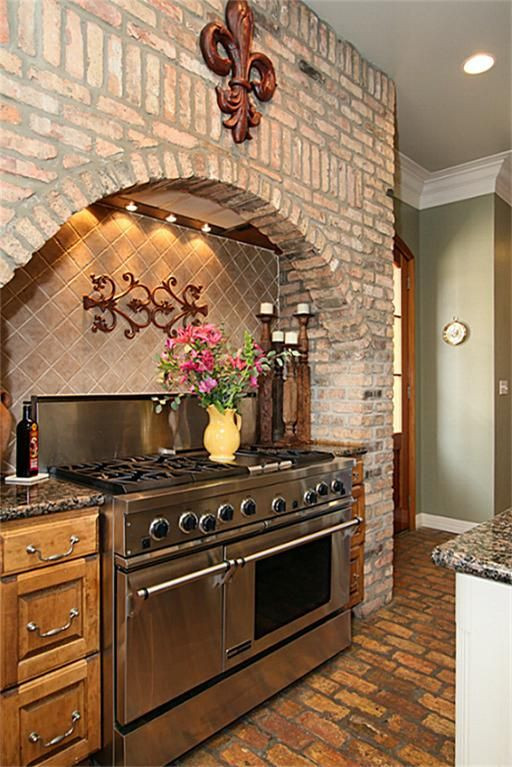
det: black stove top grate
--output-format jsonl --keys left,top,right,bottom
{"left": 50, "top": 447, "right": 336, "bottom": 494}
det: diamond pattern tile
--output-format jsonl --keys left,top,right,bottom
{"left": 0, "top": 203, "right": 279, "bottom": 471}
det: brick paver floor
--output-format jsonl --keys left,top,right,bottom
{"left": 176, "top": 528, "right": 455, "bottom": 767}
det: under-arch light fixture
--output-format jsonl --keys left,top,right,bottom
{"left": 463, "top": 52, "right": 495, "bottom": 75}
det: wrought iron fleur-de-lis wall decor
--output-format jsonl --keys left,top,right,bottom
{"left": 200, "top": 0, "right": 277, "bottom": 144}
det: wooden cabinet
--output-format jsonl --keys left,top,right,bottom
{"left": 0, "top": 508, "right": 100, "bottom": 767}
{"left": 348, "top": 458, "right": 365, "bottom": 608}
{"left": 348, "top": 544, "right": 364, "bottom": 608}
{"left": 0, "top": 656, "right": 100, "bottom": 767}
{"left": 0, "top": 556, "right": 99, "bottom": 688}
{"left": 0, "top": 509, "right": 98, "bottom": 577}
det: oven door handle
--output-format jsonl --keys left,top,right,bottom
{"left": 134, "top": 516, "right": 362, "bottom": 600}
{"left": 240, "top": 516, "right": 362, "bottom": 566}
{"left": 136, "top": 560, "right": 231, "bottom": 600}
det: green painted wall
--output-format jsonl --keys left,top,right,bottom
{"left": 494, "top": 195, "right": 512, "bottom": 513}
{"left": 418, "top": 196, "right": 495, "bottom": 523}
{"left": 396, "top": 195, "right": 508, "bottom": 523}
{"left": 394, "top": 199, "right": 419, "bottom": 256}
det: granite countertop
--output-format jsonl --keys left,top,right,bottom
{"left": 432, "top": 510, "right": 512, "bottom": 585}
{"left": 311, "top": 441, "right": 368, "bottom": 457}
{"left": 0, "top": 478, "right": 105, "bottom": 522}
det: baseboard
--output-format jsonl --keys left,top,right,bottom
{"left": 416, "top": 513, "right": 478, "bottom": 534}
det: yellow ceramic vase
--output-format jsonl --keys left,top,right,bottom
{"left": 203, "top": 405, "right": 241, "bottom": 463}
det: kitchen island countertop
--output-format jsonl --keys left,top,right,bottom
{"left": 432, "top": 509, "right": 512, "bottom": 584}
{"left": 0, "top": 477, "right": 105, "bottom": 522}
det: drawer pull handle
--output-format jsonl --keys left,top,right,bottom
{"left": 27, "top": 607, "right": 80, "bottom": 638}
{"left": 28, "top": 710, "right": 81, "bottom": 747}
{"left": 26, "top": 535, "right": 80, "bottom": 562}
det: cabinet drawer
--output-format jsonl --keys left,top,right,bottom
{"left": 348, "top": 545, "right": 364, "bottom": 608}
{"left": 0, "top": 509, "right": 98, "bottom": 576}
{"left": 352, "top": 459, "right": 364, "bottom": 486}
{"left": 0, "top": 556, "right": 99, "bottom": 690}
{"left": 0, "top": 655, "right": 100, "bottom": 767}
{"left": 351, "top": 483, "right": 365, "bottom": 546}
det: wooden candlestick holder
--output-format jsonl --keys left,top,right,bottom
{"left": 295, "top": 312, "right": 312, "bottom": 445}
{"left": 272, "top": 340, "right": 285, "bottom": 443}
{"left": 256, "top": 313, "right": 274, "bottom": 445}
{"left": 278, "top": 343, "right": 299, "bottom": 446}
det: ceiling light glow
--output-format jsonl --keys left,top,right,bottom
{"left": 165, "top": 213, "right": 177, "bottom": 223}
{"left": 463, "top": 53, "right": 495, "bottom": 75}
{"left": 201, "top": 223, "right": 211, "bottom": 233}
{"left": 125, "top": 202, "right": 138, "bottom": 212}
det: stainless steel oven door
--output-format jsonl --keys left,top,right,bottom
{"left": 224, "top": 504, "right": 354, "bottom": 667}
{"left": 116, "top": 546, "right": 224, "bottom": 725}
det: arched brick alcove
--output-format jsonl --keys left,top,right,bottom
{"left": 0, "top": 0, "right": 396, "bottom": 612}
{"left": 1, "top": 155, "right": 394, "bottom": 614}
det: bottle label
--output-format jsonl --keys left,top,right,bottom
{"left": 29, "top": 423, "right": 38, "bottom": 473}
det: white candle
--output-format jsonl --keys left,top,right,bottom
{"left": 272, "top": 330, "right": 284, "bottom": 342}
{"left": 285, "top": 331, "right": 298, "bottom": 345}
{"left": 296, "top": 303, "right": 311, "bottom": 314}
{"left": 259, "top": 302, "right": 274, "bottom": 315}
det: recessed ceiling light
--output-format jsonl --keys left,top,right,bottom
{"left": 125, "top": 201, "right": 138, "bottom": 212}
{"left": 165, "top": 213, "right": 177, "bottom": 223}
{"left": 463, "top": 53, "right": 495, "bottom": 75}
{"left": 201, "top": 223, "right": 211, "bottom": 233}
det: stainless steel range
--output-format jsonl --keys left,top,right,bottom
{"left": 37, "top": 395, "right": 360, "bottom": 767}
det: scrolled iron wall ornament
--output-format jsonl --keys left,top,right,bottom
{"left": 200, "top": 0, "right": 277, "bottom": 144}
{"left": 83, "top": 273, "right": 208, "bottom": 339}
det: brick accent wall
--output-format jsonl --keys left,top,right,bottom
{"left": 0, "top": 0, "right": 396, "bottom": 613}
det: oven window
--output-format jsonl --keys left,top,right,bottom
{"left": 254, "top": 537, "right": 331, "bottom": 639}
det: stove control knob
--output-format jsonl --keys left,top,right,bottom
{"left": 331, "top": 478, "right": 344, "bottom": 495}
{"left": 272, "top": 496, "right": 287, "bottom": 514}
{"left": 179, "top": 512, "right": 198, "bottom": 534}
{"left": 149, "top": 517, "right": 170, "bottom": 541}
{"left": 218, "top": 503, "right": 234, "bottom": 523}
{"left": 241, "top": 498, "right": 257, "bottom": 516}
{"left": 199, "top": 514, "right": 217, "bottom": 533}
{"left": 316, "top": 482, "right": 329, "bottom": 497}
{"left": 304, "top": 489, "right": 318, "bottom": 506}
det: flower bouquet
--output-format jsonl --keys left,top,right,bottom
{"left": 156, "top": 323, "right": 285, "bottom": 462}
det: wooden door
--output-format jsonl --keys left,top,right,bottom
{"left": 393, "top": 236, "right": 416, "bottom": 534}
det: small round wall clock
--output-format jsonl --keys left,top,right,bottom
{"left": 442, "top": 318, "right": 468, "bottom": 346}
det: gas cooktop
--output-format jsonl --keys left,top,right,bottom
{"left": 50, "top": 447, "right": 335, "bottom": 494}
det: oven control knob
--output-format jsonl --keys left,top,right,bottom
{"left": 199, "top": 514, "right": 216, "bottom": 533}
{"left": 304, "top": 489, "right": 318, "bottom": 506}
{"left": 218, "top": 503, "right": 234, "bottom": 523}
{"left": 272, "top": 496, "right": 287, "bottom": 514}
{"left": 316, "top": 482, "right": 329, "bottom": 497}
{"left": 149, "top": 517, "right": 170, "bottom": 540}
{"left": 179, "top": 512, "right": 198, "bottom": 534}
{"left": 241, "top": 498, "right": 257, "bottom": 516}
{"left": 331, "top": 478, "right": 345, "bottom": 495}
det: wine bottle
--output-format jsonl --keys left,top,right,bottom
{"left": 16, "top": 401, "right": 39, "bottom": 477}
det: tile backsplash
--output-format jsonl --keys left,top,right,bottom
{"left": 0, "top": 204, "right": 278, "bottom": 470}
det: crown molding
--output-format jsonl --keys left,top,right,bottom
{"left": 395, "top": 150, "right": 512, "bottom": 210}
{"left": 496, "top": 152, "right": 511, "bottom": 207}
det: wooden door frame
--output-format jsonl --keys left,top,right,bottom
{"left": 394, "top": 235, "right": 416, "bottom": 531}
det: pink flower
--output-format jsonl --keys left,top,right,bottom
{"left": 197, "top": 349, "right": 215, "bottom": 372}
{"left": 198, "top": 376, "right": 218, "bottom": 393}
{"left": 249, "top": 375, "right": 259, "bottom": 388}
{"left": 231, "top": 355, "right": 247, "bottom": 371}
{"left": 180, "top": 360, "right": 200, "bottom": 372}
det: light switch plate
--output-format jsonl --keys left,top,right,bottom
{"left": 498, "top": 380, "right": 509, "bottom": 395}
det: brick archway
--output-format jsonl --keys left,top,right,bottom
{"left": 2, "top": 144, "right": 370, "bottom": 354}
